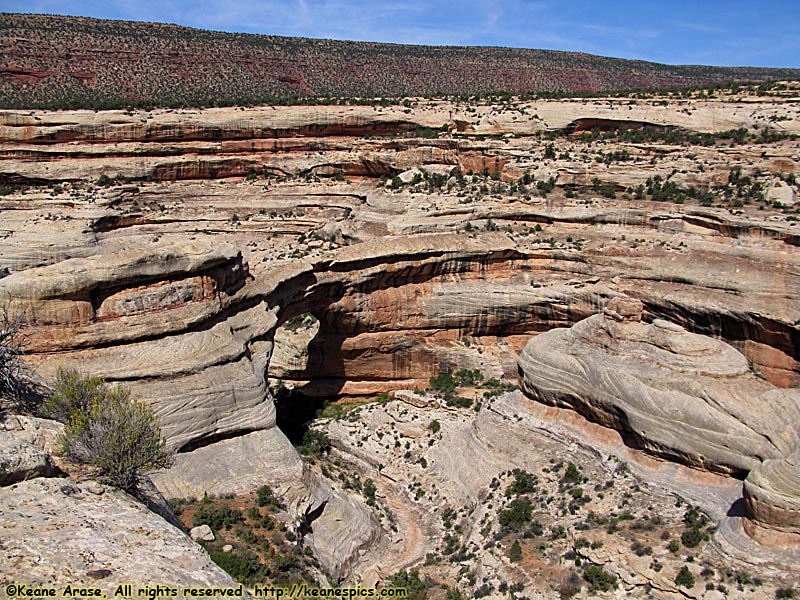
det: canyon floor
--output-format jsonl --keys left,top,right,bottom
{"left": 1, "top": 87, "right": 799, "bottom": 598}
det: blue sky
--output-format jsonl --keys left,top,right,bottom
{"left": 5, "top": 1, "right": 800, "bottom": 68}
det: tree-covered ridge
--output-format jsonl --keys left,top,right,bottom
{"left": 3, "top": 13, "right": 800, "bottom": 109}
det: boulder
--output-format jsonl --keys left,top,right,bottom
{"left": 602, "top": 295, "right": 643, "bottom": 321}
{"left": 190, "top": 524, "right": 215, "bottom": 542}
{"left": 397, "top": 168, "right": 423, "bottom": 184}
{"left": 766, "top": 180, "right": 796, "bottom": 207}
{"left": 0, "top": 414, "right": 61, "bottom": 485}
{"left": 0, "top": 477, "right": 244, "bottom": 589}
{"left": 0, "top": 434, "right": 57, "bottom": 485}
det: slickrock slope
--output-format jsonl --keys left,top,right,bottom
{"left": 0, "top": 414, "right": 246, "bottom": 590}
{"left": 1, "top": 478, "right": 249, "bottom": 589}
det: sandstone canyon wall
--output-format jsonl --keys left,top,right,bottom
{"left": 1, "top": 95, "right": 799, "bottom": 576}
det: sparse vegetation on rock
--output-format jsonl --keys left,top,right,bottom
{"left": 49, "top": 370, "right": 173, "bottom": 490}
{"left": 4, "top": 14, "right": 800, "bottom": 109}
{"left": 388, "top": 570, "right": 428, "bottom": 600}
{"left": 299, "top": 428, "right": 332, "bottom": 457}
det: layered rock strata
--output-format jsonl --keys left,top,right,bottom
{"left": 519, "top": 297, "right": 800, "bottom": 475}
{"left": 0, "top": 233, "right": 605, "bottom": 577}
{"left": 2, "top": 98, "right": 800, "bottom": 184}
{"left": 745, "top": 446, "right": 800, "bottom": 534}
{"left": 1, "top": 97, "right": 799, "bottom": 573}
{"left": 1, "top": 99, "right": 797, "bottom": 388}
{"left": 0, "top": 241, "right": 382, "bottom": 579}
{"left": 22, "top": 226, "right": 790, "bottom": 449}
{"left": 518, "top": 297, "right": 800, "bottom": 532}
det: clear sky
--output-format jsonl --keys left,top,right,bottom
{"left": 4, "top": 0, "right": 800, "bottom": 68}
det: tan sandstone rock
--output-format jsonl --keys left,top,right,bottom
{"left": 0, "top": 477, "right": 247, "bottom": 591}
{"left": 744, "top": 445, "right": 800, "bottom": 534}
{"left": 190, "top": 524, "right": 215, "bottom": 542}
{"left": 518, "top": 299, "right": 800, "bottom": 476}
{"left": 766, "top": 180, "right": 796, "bottom": 207}
{"left": 0, "top": 414, "right": 64, "bottom": 484}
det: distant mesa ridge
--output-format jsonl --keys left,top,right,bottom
{"left": 2, "top": 13, "right": 800, "bottom": 109}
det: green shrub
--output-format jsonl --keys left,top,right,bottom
{"left": 681, "top": 527, "right": 706, "bottom": 548}
{"left": 440, "top": 506, "right": 456, "bottom": 529}
{"left": 509, "top": 539, "right": 523, "bottom": 562}
{"left": 299, "top": 429, "right": 331, "bottom": 456}
{"left": 192, "top": 503, "right": 243, "bottom": 529}
{"left": 499, "top": 497, "right": 533, "bottom": 531}
{"left": 455, "top": 368, "right": 483, "bottom": 386}
{"left": 256, "top": 484, "right": 279, "bottom": 507}
{"left": 735, "top": 570, "right": 751, "bottom": 586}
{"left": 273, "top": 553, "right": 298, "bottom": 572}
{"left": 429, "top": 372, "right": 457, "bottom": 395}
{"left": 41, "top": 369, "right": 106, "bottom": 423}
{"left": 363, "top": 479, "right": 377, "bottom": 506}
{"left": 561, "top": 462, "right": 582, "bottom": 485}
{"left": 208, "top": 548, "right": 268, "bottom": 583}
{"left": 583, "top": 565, "right": 617, "bottom": 592}
{"left": 96, "top": 174, "right": 114, "bottom": 187}
{"left": 683, "top": 508, "right": 708, "bottom": 529}
{"left": 388, "top": 569, "right": 427, "bottom": 600}
{"left": 527, "top": 521, "right": 544, "bottom": 537}
{"left": 550, "top": 525, "right": 567, "bottom": 540}
{"left": 445, "top": 395, "right": 473, "bottom": 409}
{"left": 283, "top": 312, "right": 318, "bottom": 332}
{"left": 776, "top": 589, "right": 795, "bottom": 599}
{"left": 167, "top": 497, "right": 186, "bottom": 516}
{"left": 57, "top": 373, "right": 173, "bottom": 490}
{"left": 506, "top": 469, "right": 538, "bottom": 496}
{"left": 675, "top": 566, "right": 695, "bottom": 588}
{"left": 632, "top": 541, "right": 652, "bottom": 556}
